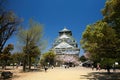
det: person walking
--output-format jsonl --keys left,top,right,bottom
{"left": 44, "top": 66, "right": 48, "bottom": 72}
{"left": 91, "top": 65, "right": 94, "bottom": 70}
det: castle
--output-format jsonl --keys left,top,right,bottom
{"left": 52, "top": 27, "right": 80, "bottom": 66}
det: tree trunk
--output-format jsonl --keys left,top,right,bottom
{"left": 4, "top": 59, "right": 7, "bottom": 70}
{"left": 107, "top": 68, "right": 110, "bottom": 74}
{"left": 23, "top": 55, "right": 27, "bottom": 72}
{"left": 28, "top": 56, "right": 31, "bottom": 71}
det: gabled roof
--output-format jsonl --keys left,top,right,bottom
{"left": 54, "top": 42, "right": 73, "bottom": 49}
{"left": 60, "top": 27, "right": 70, "bottom": 32}
{"left": 59, "top": 34, "right": 70, "bottom": 39}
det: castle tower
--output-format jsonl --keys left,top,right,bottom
{"left": 52, "top": 27, "right": 80, "bottom": 66}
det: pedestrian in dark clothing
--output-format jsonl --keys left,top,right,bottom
{"left": 44, "top": 66, "right": 48, "bottom": 72}
{"left": 106, "top": 65, "right": 111, "bottom": 74}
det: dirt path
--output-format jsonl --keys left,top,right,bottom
{"left": 1, "top": 66, "right": 120, "bottom": 80}
{"left": 12, "top": 67, "right": 105, "bottom": 80}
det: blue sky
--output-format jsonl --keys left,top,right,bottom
{"left": 6, "top": 0, "right": 106, "bottom": 55}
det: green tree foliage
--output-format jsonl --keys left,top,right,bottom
{"left": 23, "top": 42, "right": 40, "bottom": 57}
{"left": 41, "top": 51, "right": 56, "bottom": 66}
{"left": 11, "top": 52, "right": 24, "bottom": 66}
{"left": 102, "top": 0, "right": 120, "bottom": 61}
{"left": 80, "top": 0, "right": 120, "bottom": 72}
{"left": 79, "top": 55, "right": 87, "bottom": 62}
{"left": 80, "top": 21, "right": 117, "bottom": 64}
{"left": 102, "top": 0, "right": 120, "bottom": 34}
{"left": 17, "top": 19, "right": 43, "bottom": 71}
{"left": 23, "top": 42, "right": 41, "bottom": 70}
{"left": 0, "top": 44, "right": 14, "bottom": 69}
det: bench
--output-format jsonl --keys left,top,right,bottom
{"left": 1, "top": 71, "right": 13, "bottom": 79}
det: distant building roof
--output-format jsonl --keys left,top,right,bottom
{"left": 54, "top": 42, "right": 73, "bottom": 49}
{"left": 59, "top": 34, "right": 70, "bottom": 39}
{"left": 60, "top": 27, "right": 70, "bottom": 32}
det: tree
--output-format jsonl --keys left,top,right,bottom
{"left": 0, "top": 0, "right": 20, "bottom": 54}
{"left": 41, "top": 51, "right": 56, "bottom": 66}
{"left": 79, "top": 55, "right": 87, "bottom": 62}
{"left": 102, "top": 0, "right": 120, "bottom": 35}
{"left": 23, "top": 42, "right": 41, "bottom": 70}
{"left": 0, "top": 44, "right": 14, "bottom": 69}
{"left": 11, "top": 52, "right": 24, "bottom": 68}
{"left": 102, "top": 0, "right": 120, "bottom": 62}
{"left": 17, "top": 19, "right": 43, "bottom": 71}
{"left": 80, "top": 21, "right": 117, "bottom": 65}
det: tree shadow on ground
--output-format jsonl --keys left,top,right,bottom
{"left": 12, "top": 69, "right": 44, "bottom": 79}
{"left": 0, "top": 68, "right": 44, "bottom": 80}
{"left": 20, "top": 68, "right": 44, "bottom": 72}
{"left": 80, "top": 72, "right": 120, "bottom": 80}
